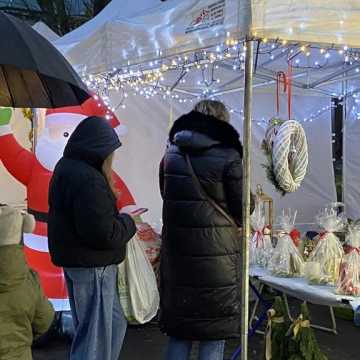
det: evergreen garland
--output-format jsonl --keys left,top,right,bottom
{"left": 263, "top": 296, "right": 290, "bottom": 360}
{"left": 287, "top": 302, "right": 328, "bottom": 360}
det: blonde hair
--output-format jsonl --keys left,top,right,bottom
{"left": 102, "top": 153, "right": 119, "bottom": 199}
{"left": 194, "top": 100, "right": 230, "bottom": 123}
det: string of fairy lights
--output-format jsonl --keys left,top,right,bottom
{"left": 82, "top": 34, "right": 360, "bottom": 124}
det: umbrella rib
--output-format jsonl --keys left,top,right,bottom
{"left": 37, "top": 73, "right": 55, "bottom": 108}
{"left": 19, "top": 69, "right": 32, "bottom": 108}
{"left": 2, "top": 65, "right": 15, "bottom": 107}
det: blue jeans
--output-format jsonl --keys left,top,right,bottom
{"left": 165, "top": 337, "right": 225, "bottom": 360}
{"left": 64, "top": 265, "right": 127, "bottom": 360}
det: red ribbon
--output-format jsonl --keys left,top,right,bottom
{"left": 289, "top": 228, "right": 301, "bottom": 247}
{"left": 319, "top": 231, "right": 328, "bottom": 240}
{"left": 275, "top": 62, "right": 292, "bottom": 120}
{"left": 255, "top": 230, "right": 265, "bottom": 248}
{"left": 345, "top": 245, "right": 360, "bottom": 255}
{"left": 276, "top": 71, "right": 287, "bottom": 116}
{"left": 287, "top": 61, "right": 292, "bottom": 120}
{"left": 279, "top": 228, "right": 300, "bottom": 247}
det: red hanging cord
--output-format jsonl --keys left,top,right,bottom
{"left": 276, "top": 71, "right": 287, "bottom": 116}
{"left": 287, "top": 61, "right": 293, "bottom": 120}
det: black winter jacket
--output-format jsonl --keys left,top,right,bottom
{"left": 159, "top": 111, "right": 253, "bottom": 340}
{"left": 48, "top": 116, "right": 136, "bottom": 268}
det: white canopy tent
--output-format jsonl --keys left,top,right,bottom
{"left": 50, "top": 0, "right": 360, "bottom": 228}
{"left": 47, "top": 1, "right": 360, "bottom": 358}
{"left": 32, "top": 21, "right": 60, "bottom": 42}
{"left": 55, "top": 0, "right": 360, "bottom": 73}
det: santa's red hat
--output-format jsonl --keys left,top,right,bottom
{"left": 45, "top": 94, "right": 127, "bottom": 137}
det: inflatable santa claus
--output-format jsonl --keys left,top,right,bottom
{"left": 0, "top": 96, "right": 136, "bottom": 311}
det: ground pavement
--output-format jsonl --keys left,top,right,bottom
{"left": 33, "top": 299, "right": 359, "bottom": 360}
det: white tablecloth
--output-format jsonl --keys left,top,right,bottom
{"left": 250, "top": 266, "right": 360, "bottom": 311}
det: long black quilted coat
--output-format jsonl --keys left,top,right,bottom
{"left": 159, "top": 111, "right": 253, "bottom": 340}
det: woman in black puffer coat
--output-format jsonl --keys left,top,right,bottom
{"left": 159, "top": 100, "right": 254, "bottom": 360}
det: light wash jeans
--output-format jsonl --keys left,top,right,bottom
{"left": 165, "top": 337, "right": 225, "bottom": 360}
{"left": 64, "top": 265, "right": 127, "bottom": 360}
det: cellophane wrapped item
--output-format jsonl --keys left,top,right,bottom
{"left": 269, "top": 209, "right": 304, "bottom": 277}
{"left": 307, "top": 208, "right": 345, "bottom": 285}
{"left": 336, "top": 224, "right": 360, "bottom": 296}
{"left": 250, "top": 202, "right": 273, "bottom": 267}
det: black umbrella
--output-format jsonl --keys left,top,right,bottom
{"left": 0, "top": 11, "right": 90, "bottom": 108}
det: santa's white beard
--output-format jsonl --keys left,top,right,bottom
{"left": 35, "top": 134, "right": 68, "bottom": 171}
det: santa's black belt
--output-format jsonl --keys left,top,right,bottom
{"left": 28, "top": 208, "right": 48, "bottom": 223}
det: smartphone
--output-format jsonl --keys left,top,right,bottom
{"left": 130, "top": 208, "right": 149, "bottom": 216}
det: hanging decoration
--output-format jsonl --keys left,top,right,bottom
{"left": 262, "top": 62, "right": 308, "bottom": 195}
{"left": 272, "top": 120, "right": 308, "bottom": 194}
{"left": 79, "top": 34, "right": 359, "bottom": 123}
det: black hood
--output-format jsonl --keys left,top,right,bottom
{"left": 64, "top": 116, "right": 121, "bottom": 169}
{"left": 169, "top": 111, "right": 243, "bottom": 157}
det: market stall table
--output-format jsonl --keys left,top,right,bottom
{"left": 249, "top": 266, "right": 360, "bottom": 335}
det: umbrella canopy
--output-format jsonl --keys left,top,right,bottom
{"left": 0, "top": 11, "right": 90, "bottom": 108}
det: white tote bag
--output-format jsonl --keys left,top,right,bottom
{"left": 118, "top": 235, "right": 160, "bottom": 324}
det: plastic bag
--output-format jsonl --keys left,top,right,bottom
{"left": 336, "top": 224, "right": 360, "bottom": 296}
{"left": 137, "top": 223, "right": 161, "bottom": 281}
{"left": 137, "top": 223, "right": 161, "bottom": 285}
{"left": 118, "top": 234, "right": 160, "bottom": 324}
{"left": 307, "top": 208, "right": 345, "bottom": 285}
{"left": 250, "top": 201, "right": 273, "bottom": 267}
{"left": 269, "top": 209, "right": 304, "bottom": 277}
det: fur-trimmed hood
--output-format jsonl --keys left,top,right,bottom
{"left": 169, "top": 111, "right": 243, "bottom": 157}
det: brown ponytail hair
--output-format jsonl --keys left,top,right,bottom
{"left": 102, "top": 153, "right": 120, "bottom": 199}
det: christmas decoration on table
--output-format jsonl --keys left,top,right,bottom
{"left": 264, "top": 296, "right": 290, "bottom": 360}
{"left": 336, "top": 224, "right": 360, "bottom": 296}
{"left": 250, "top": 200, "right": 273, "bottom": 268}
{"left": 300, "top": 232, "right": 318, "bottom": 260}
{"left": 286, "top": 302, "right": 328, "bottom": 360}
{"left": 0, "top": 97, "right": 135, "bottom": 312}
{"left": 269, "top": 209, "right": 304, "bottom": 277}
{"left": 306, "top": 208, "right": 345, "bottom": 285}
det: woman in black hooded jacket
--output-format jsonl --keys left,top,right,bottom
{"left": 160, "top": 100, "right": 254, "bottom": 360}
{"left": 48, "top": 116, "right": 136, "bottom": 360}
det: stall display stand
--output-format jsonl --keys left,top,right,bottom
{"left": 281, "top": 293, "right": 337, "bottom": 334}
{"left": 231, "top": 264, "right": 357, "bottom": 359}
{"left": 249, "top": 266, "right": 358, "bottom": 335}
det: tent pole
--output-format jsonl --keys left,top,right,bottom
{"left": 31, "top": 109, "right": 38, "bottom": 152}
{"left": 241, "top": 37, "right": 254, "bottom": 360}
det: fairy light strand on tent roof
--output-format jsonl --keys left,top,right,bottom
{"left": 83, "top": 35, "right": 360, "bottom": 114}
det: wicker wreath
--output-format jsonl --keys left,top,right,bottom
{"left": 272, "top": 120, "right": 308, "bottom": 193}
